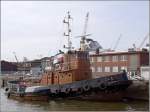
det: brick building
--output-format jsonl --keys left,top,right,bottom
{"left": 90, "top": 50, "right": 149, "bottom": 78}
{"left": 1, "top": 60, "right": 17, "bottom": 74}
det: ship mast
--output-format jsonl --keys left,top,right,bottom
{"left": 63, "top": 11, "right": 72, "bottom": 51}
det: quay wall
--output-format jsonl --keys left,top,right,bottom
{"left": 124, "top": 80, "right": 149, "bottom": 100}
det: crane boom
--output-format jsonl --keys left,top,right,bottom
{"left": 113, "top": 34, "right": 122, "bottom": 50}
{"left": 139, "top": 33, "right": 149, "bottom": 49}
{"left": 13, "top": 52, "right": 19, "bottom": 63}
{"left": 83, "top": 12, "right": 89, "bottom": 35}
{"left": 75, "top": 12, "right": 91, "bottom": 38}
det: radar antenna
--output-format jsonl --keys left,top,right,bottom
{"left": 63, "top": 11, "right": 73, "bottom": 51}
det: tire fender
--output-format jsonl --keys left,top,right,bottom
{"left": 99, "top": 82, "right": 107, "bottom": 90}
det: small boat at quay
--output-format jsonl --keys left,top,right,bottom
{"left": 7, "top": 85, "right": 50, "bottom": 101}
{"left": 6, "top": 12, "right": 132, "bottom": 101}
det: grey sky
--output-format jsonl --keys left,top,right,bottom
{"left": 1, "top": 1, "right": 149, "bottom": 62}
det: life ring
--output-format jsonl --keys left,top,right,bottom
{"left": 99, "top": 83, "right": 107, "bottom": 90}
{"left": 68, "top": 73, "right": 72, "bottom": 77}
{"left": 83, "top": 85, "right": 90, "bottom": 91}
{"left": 65, "top": 88, "right": 70, "bottom": 94}
{"left": 77, "top": 88, "right": 84, "bottom": 94}
{"left": 5, "top": 87, "right": 9, "bottom": 92}
{"left": 55, "top": 90, "right": 59, "bottom": 94}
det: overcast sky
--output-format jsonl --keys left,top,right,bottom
{"left": 1, "top": 1, "right": 149, "bottom": 62}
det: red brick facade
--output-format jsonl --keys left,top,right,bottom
{"left": 90, "top": 51, "right": 149, "bottom": 78}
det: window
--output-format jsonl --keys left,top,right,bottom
{"left": 112, "top": 66, "right": 118, "bottom": 72}
{"left": 91, "top": 67, "right": 95, "bottom": 72}
{"left": 121, "top": 66, "right": 127, "bottom": 71}
{"left": 97, "top": 67, "right": 102, "bottom": 72}
{"left": 97, "top": 57, "right": 102, "bottom": 62}
{"left": 104, "top": 56, "right": 109, "bottom": 62}
{"left": 105, "top": 66, "right": 110, "bottom": 72}
{"left": 120, "top": 55, "right": 127, "bottom": 61}
{"left": 112, "top": 56, "right": 118, "bottom": 62}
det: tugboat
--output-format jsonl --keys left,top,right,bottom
{"left": 6, "top": 12, "right": 132, "bottom": 101}
{"left": 40, "top": 12, "right": 132, "bottom": 101}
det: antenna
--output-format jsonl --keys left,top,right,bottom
{"left": 63, "top": 11, "right": 73, "bottom": 51}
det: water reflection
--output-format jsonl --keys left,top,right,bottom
{"left": 0, "top": 89, "right": 149, "bottom": 112}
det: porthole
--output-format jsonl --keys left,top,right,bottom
{"left": 68, "top": 73, "right": 72, "bottom": 77}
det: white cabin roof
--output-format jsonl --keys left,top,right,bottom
{"left": 25, "top": 86, "right": 49, "bottom": 93}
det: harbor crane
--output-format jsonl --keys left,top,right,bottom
{"left": 13, "top": 52, "right": 19, "bottom": 63}
{"left": 113, "top": 34, "right": 122, "bottom": 50}
{"left": 76, "top": 12, "right": 91, "bottom": 38}
{"left": 75, "top": 12, "right": 102, "bottom": 51}
{"left": 138, "top": 33, "right": 149, "bottom": 49}
{"left": 82, "top": 12, "right": 91, "bottom": 38}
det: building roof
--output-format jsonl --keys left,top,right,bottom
{"left": 90, "top": 50, "right": 149, "bottom": 56}
{"left": 1, "top": 60, "right": 17, "bottom": 71}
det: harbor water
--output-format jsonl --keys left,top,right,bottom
{"left": 0, "top": 89, "right": 149, "bottom": 112}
